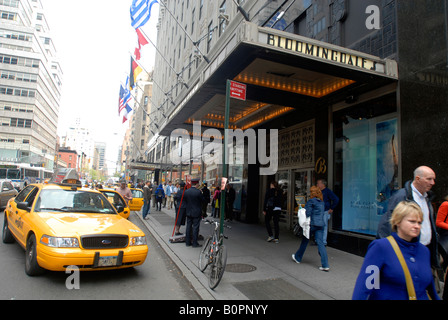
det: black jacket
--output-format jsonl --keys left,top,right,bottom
{"left": 377, "top": 180, "right": 440, "bottom": 268}
{"left": 174, "top": 187, "right": 187, "bottom": 208}
{"left": 183, "top": 187, "right": 203, "bottom": 217}
{"left": 263, "top": 187, "right": 283, "bottom": 211}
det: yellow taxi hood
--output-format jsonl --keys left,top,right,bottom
{"left": 36, "top": 212, "right": 144, "bottom": 237}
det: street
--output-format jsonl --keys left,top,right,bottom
{"left": 0, "top": 212, "right": 201, "bottom": 300}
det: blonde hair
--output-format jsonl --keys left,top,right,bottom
{"left": 389, "top": 201, "right": 423, "bottom": 232}
{"left": 310, "top": 186, "right": 323, "bottom": 201}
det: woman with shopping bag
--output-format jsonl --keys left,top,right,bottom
{"left": 291, "top": 186, "right": 329, "bottom": 271}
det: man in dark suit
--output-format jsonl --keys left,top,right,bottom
{"left": 183, "top": 180, "right": 204, "bottom": 247}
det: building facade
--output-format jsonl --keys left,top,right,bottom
{"left": 58, "top": 146, "right": 77, "bottom": 169}
{"left": 144, "top": 0, "right": 447, "bottom": 254}
{"left": 0, "top": 0, "right": 62, "bottom": 170}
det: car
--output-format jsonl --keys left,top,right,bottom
{"left": 2, "top": 169, "right": 148, "bottom": 276}
{"left": 99, "top": 189, "right": 131, "bottom": 219}
{"left": 129, "top": 188, "right": 144, "bottom": 212}
{"left": 0, "top": 179, "right": 18, "bottom": 209}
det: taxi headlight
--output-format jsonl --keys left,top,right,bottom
{"left": 129, "top": 236, "right": 146, "bottom": 246}
{"left": 40, "top": 235, "right": 79, "bottom": 248}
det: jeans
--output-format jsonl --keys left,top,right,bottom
{"left": 293, "top": 225, "right": 329, "bottom": 268}
{"left": 142, "top": 200, "right": 150, "bottom": 218}
{"left": 323, "top": 211, "right": 330, "bottom": 245}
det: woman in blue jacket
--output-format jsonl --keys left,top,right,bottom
{"left": 292, "top": 186, "right": 329, "bottom": 271}
{"left": 352, "top": 201, "right": 439, "bottom": 300}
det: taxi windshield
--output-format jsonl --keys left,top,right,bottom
{"left": 34, "top": 189, "right": 116, "bottom": 214}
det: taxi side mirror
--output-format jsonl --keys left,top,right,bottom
{"left": 115, "top": 204, "right": 125, "bottom": 213}
{"left": 17, "top": 202, "right": 30, "bottom": 212}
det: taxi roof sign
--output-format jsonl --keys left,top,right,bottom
{"left": 49, "top": 168, "right": 82, "bottom": 186}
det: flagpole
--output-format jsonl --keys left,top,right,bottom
{"left": 157, "top": 0, "right": 210, "bottom": 64}
{"left": 135, "top": 29, "right": 189, "bottom": 90}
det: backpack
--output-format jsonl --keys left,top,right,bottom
{"left": 156, "top": 188, "right": 163, "bottom": 198}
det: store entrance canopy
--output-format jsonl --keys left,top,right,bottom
{"left": 158, "top": 22, "right": 398, "bottom": 136}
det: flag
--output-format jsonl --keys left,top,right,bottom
{"left": 130, "top": 56, "right": 143, "bottom": 90}
{"left": 134, "top": 28, "right": 149, "bottom": 60}
{"left": 119, "top": 77, "right": 133, "bottom": 123}
{"left": 130, "top": 0, "right": 159, "bottom": 29}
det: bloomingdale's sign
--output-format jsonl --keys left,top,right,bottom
{"left": 263, "top": 33, "right": 384, "bottom": 73}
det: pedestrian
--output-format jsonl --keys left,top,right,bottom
{"left": 317, "top": 179, "right": 339, "bottom": 246}
{"left": 263, "top": 181, "right": 282, "bottom": 243}
{"left": 212, "top": 187, "right": 221, "bottom": 218}
{"left": 436, "top": 195, "right": 448, "bottom": 300}
{"left": 292, "top": 186, "right": 329, "bottom": 271}
{"left": 155, "top": 183, "right": 165, "bottom": 211}
{"left": 142, "top": 181, "right": 152, "bottom": 219}
{"left": 183, "top": 180, "right": 203, "bottom": 247}
{"left": 172, "top": 182, "right": 179, "bottom": 208}
{"left": 166, "top": 181, "right": 173, "bottom": 209}
{"left": 151, "top": 181, "right": 157, "bottom": 208}
{"left": 201, "top": 182, "right": 210, "bottom": 218}
{"left": 162, "top": 182, "right": 167, "bottom": 208}
{"left": 377, "top": 166, "right": 440, "bottom": 269}
{"left": 352, "top": 201, "right": 440, "bottom": 300}
{"left": 225, "top": 183, "right": 235, "bottom": 221}
{"left": 116, "top": 180, "right": 133, "bottom": 205}
{"left": 173, "top": 182, "right": 187, "bottom": 235}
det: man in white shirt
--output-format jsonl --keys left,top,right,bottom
{"left": 410, "top": 166, "right": 436, "bottom": 245}
{"left": 377, "top": 165, "right": 439, "bottom": 268}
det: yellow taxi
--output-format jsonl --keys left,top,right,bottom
{"left": 98, "top": 189, "right": 131, "bottom": 219}
{"left": 129, "top": 188, "right": 144, "bottom": 212}
{"left": 2, "top": 169, "right": 148, "bottom": 276}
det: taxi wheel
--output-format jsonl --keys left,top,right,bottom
{"left": 2, "top": 214, "right": 15, "bottom": 244}
{"left": 25, "top": 234, "right": 44, "bottom": 276}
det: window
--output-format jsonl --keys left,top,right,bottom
{"left": 219, "top": 1, "right": 227, "bottom": 36}
{"left": 199, "top": 0, "right": 203, "bottom": 19}
{"left": 207, "top": 21, "right": 214, "bottom": 53}
{"left": 332, "top": 94, "right": 398, "bottom": 236}
{"left": 1, "top": 11, "right": 16, "bottom": 21}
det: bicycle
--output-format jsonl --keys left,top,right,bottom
{"left": 198, "top": 218, "right": 231, "bottom": 289}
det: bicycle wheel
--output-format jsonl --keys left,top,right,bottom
{"left": 208, "top": 244, "right": 227, "bottom": 290}
{"left": 198, "top": 236, "right": 212, "bottom": 272}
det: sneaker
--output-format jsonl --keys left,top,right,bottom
{"left": 274, "top": 239, "right": 279, "bottom": 243}
{"left": 319, "top": 266, "right": 330, "bottom": 272}
{"left": 291, "top": 254, "right": 300, "bottom": 264}
{"left": 266, "top": 236, "right": 274, "bottom": 242}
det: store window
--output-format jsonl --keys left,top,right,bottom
{"left": 333, "top": 94, "right": 398, "bottom": 236}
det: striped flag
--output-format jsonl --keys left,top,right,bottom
{"left": 130, "top": 0, "right": 159, "bottom": 29}
{"left": 119, "top": 77, "right": 133, "bottom": 122}
{"left": 130, "top": 56, "right": 143, "bottom": 90}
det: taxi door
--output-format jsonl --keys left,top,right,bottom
{"left": 99, "top": 189, "right": 130, "bottom": 219}
{"left": 129, "top": 188, "right": 144, "bottom": 212}
{"left": 6, "top": 186, "right": 37, "bottom": 247}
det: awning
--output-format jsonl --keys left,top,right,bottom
{"left": 158, "top": 21, "right": 398, "bottom": 136}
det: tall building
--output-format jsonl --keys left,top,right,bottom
{"left": 93, "top": 141, "right": 106, "bottom": 171}
{"left": 146, "top": 0, "right": 447, "bottom": 254}
{"left": 61, "top": 117, "right": 94, "bottom": 168}
{"left": 0, "top": 0, "right": 62, "bottom": 169}
{"left": 125, "top": 71, "right": 154, "bottom": 183}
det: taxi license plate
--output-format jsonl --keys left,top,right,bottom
{"left": 98, "top": 256, "right": 118, "bottom": 267}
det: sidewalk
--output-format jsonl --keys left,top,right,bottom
{"left": 135, "top": 206, "right": 365, "bottom": 300}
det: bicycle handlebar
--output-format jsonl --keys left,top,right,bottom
{"left": 203, "top": 218, "right": 232, "bottom": 229}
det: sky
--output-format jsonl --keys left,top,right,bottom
{"left": 41, "top": 0, "right": 159, "bottom": 174}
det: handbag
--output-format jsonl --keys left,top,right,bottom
{"left": 386, "top": 236, "right": 417, "bottom": 300}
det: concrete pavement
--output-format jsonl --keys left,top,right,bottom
{"left": 135, "top": 206, "right": 365, "bottom": 300}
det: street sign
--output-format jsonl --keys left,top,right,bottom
{"left": 229, "top": 80, "right": 247, "bottom": 101}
